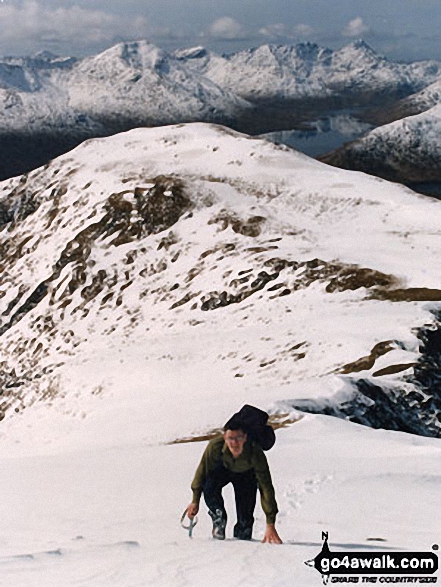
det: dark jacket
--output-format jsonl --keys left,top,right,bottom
{"left": 191, "top": 435, "right": 279, "bottom": 524}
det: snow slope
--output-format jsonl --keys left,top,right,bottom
{"left": 1, "top": 122, "right": 441, "bottom": 439}
{"left": 65, "top": 41, "right": 249, "bottom": 127}
{"left": 391, "top": 77, "right": 441, "bottom": 119}
{"left": 320, "top": 103, "right": 441, "bottom": 183}
{"left": 0, "top": 123, "right": 440, "bottom": 584}
{"left": 0, "top": 414, "right": 439, "bottom": 587}
{"left": 2, "top": 40, "right": 440, "bottom": 135}
{"left": 175, "top": 40, "right": 441, "bottom": 101}
{"left": 0, "top": 42, "right": 248, "bottom": 134}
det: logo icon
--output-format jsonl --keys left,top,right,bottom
{"left": 305, "top": 532, "right": 438, "bottom": 584}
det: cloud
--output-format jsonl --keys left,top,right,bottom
{"left": 0, "top": 1, "right": 150, "bottom": 54}
{"left": 258, "top": 23, "right": 316, "bottom": 43}
{"left": 293, "top": 24, "right": 315, "bottom": 38}
{"left": 258, "top": 23, "right": 288, "bottom": 38}
{"left": 342, "top": 17, "right": 370, "bottom": 38}
{"left": 208, "top": 17, "right": 245, "bottom": 40}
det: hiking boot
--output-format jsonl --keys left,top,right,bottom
{"left": 209, "top": 509, "right": 226, "bottom": 540}
{"left": 233, "top": 520, "right": 253, "bottom": 541}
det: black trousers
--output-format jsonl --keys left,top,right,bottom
{"left": 202, "top": 464, "right": 257, "bottom": 538}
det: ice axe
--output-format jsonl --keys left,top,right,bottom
{"left": 180, "top": 509, "right": 198, "bottom": 538}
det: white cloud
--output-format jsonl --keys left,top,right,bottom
{"left": 259, "top": 23, "right": 316, "bottom": 42}
{"left": 293, "top": 24, "right": 315, "bottom": 38}
{"left": 258, "top": 23, "right": 288, "bottom": 38}
{"left": 258, "top": 23, "right": 316, "bottom": 43}
{"left": 0, "top": 1, "right": 150, "bottom": 54}
{"left": 342, "top": 17, "right": 370, "bottom": 38}
{"left": 209, "top": 17, "right": 245, "bottom": 40}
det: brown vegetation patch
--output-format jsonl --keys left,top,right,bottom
{"left": 373, "top": 363, "right": 416, "bottom": 377}
{"left": 45, "top": 186, "right": 68, "bottom": 230}
{"left": 80, "top": 270, "right": 108, "bottom": 303}
{"left": 170, "top": 292, "right": 200, "bottom": 310}
{"left": 0, "top": 235, "right": 37, "bottom": 275}
{"left": 246, "top": 246, "right": 279, "bottom": 254}
{"left": 103, "top": 178, "right": 191, "bottom": 246}
{"left": 0, "top": 283, "right": 49, "bottom": 336}
{"left": 167, "top": 413, "right": 302, "bottom": 445}
{"left": 370, "top": 288, "right": 441, "bottom": 302}
{"left": 196, "top": 257, "right": 401, "bottom": 313}
{"left": 339, "top": 341, "right": 395, "bottom": 374}
{"left": 157, "top": 231, "right": 179, "bottom": 251}
{"left": 266, "top": 258, "right": 397, "bottom": 294}
{"left": 209, "top": 210, "right": 266, "bottom": 237}
{"left": 0, "top": 357, "right": 65, "bottom": 416}
{"left": 0, "top": 177, "right": 40, "bottom": 229}
{"left": 326, "top": 267, "right": 397, "bottom": 293}
{"left": 200, "top": 269, "right": 280, "bottom": 310}
{"left": 0, "top": 176, "right": 193, "bottom": 335}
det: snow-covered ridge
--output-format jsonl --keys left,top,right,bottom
{"left": 0, "top": 124, "right": 440, "bottom": 586}
{"left": 2, "top": 39, "right": 441, "bottom": 181}
{"left": 65, "top": 41, "right": 249, "bottom": 126}
{"left": 1, "top": 39, "right": 440, "bottom": 134}
{"left": 399, "top": 77, "right": 441, "bottom": 113}
{"left": 0, "top": 40, "right": 248, "bottom": 134}
{"left": 320, "top": 103, "right": 441, "bottom": 184}
{"left": 174, "top": 40, "right": 441, "bottom": 101}
{"left": 0, "top": 123, "right": 440, "bottom": 450}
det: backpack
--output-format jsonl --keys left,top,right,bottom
{"left": 224, "top": 404, "right": 276, "bottom": 451}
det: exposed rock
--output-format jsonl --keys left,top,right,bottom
{"left": 288, "top": 310, "right": 441, "bottom": 438}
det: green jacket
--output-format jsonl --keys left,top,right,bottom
{"left": 191, "top": 435, "right": 279, "bottom": 524}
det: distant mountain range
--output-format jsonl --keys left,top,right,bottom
{"left": 175, "top": 40, "right": 440, "bottom": 103}
{"left": 1, "top": 39, "right": 441, "bottom": 181}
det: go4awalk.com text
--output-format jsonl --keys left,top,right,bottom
{"left": 319, "top": 552, "right": 437, "bottom": 575}
{"left": 329, "top": 578, "right": 437, "bottom": 583}
{"left": 305, "top": 533, "right": 439, "bottom": 584}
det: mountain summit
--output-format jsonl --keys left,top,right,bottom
{"left": 0, "top": 123, "right": 440, "bottom": 444}
{"left": 176, "top": 41, "right": 441, "bottom": 101}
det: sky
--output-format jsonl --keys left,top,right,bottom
{"left": 0, "top": 0, "right": 440, "bottom": 62}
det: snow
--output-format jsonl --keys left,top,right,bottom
{"left": 0, "top": 413, "right": 439, "bottom": 586}
{"left": 402, "top": 77, "right": 441, "bottom": 112}
{"left": 353, "top": 103, "right": 441, "bottom": 150}
{"left": 65, "top": 41, "right": 249, "bottom": 124}
{"left": 325, "top": 103, "right": 441, "bottom": 181}
{"left": 1, "top": 39, "right": 440, "bottom": 136}
{"left": 176, "top": 41, "right": 441, "bottom": 101}
{"left": 0, "top": 41, "right": 249, "bottom": 135}
{"left": 0, "top": 123, "right": 440, "bottom": 584}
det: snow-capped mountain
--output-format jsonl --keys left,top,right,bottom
{"left": 0, "top": 51, "right": 79, "bottom": 130}
{"left": 406, "top": 77, "right": 441, "bottom": 112}
{"left": 365, "top": 74, "right": 441, "bottom": 127}
{"left": 393, "top": 77, "right": 441, "bottom": 119}
{"left": 0, "top": 41, "right": 250, "bottom": 180}
{"left": 0, "top": 51, "right": 76, "bottom": 93}
{"left": 320, "top": 103, "right": 441, "bottom": 185}
{"left": 175, "top": 40, "right": 441, "bottom": 102}
{"left": 64, "top": 41, "right": 249, "bottom": 128}
{"left": 0, "top": 41, "right": 247, "bottom": 133}
{"left": 1, "top": 123, "right": 440, "bottom": 447}
{"left": 2, "top": 39, "right": 441, "bottom": 181}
